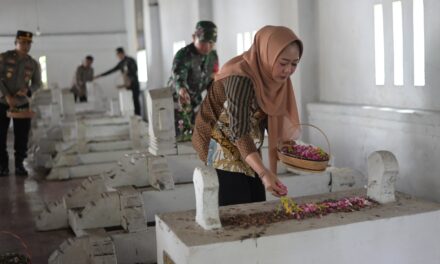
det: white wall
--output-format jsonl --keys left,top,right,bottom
{"left": 308, "top": 103, "right": 440, "bottom": 202}
{"left": 155, "top": 0, "right": 317, "bottom": 120}
{"left": 0, "top": 0, "right": 127, "bottom": 99}
{"left": 305, "top": 0, "right": 440, "bottom": 202}
{"left": 213, "top": 0, "right": 320, "bottom": 123}
{"left": 316, "top": 0, "right": 440, "bottom": 111}
{"left": 213, "top": 0, "right": 292, "bottom": 64}
{"left": 158, "top": 0, "right": 200, "bottom": 85}
{"left": 295, "top": 0, "right": 319, "bottom": 127}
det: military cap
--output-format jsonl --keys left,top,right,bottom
{"left": 16, "top": 30, "right": 33, "bottom": 42}
{"left": 195, "top": 21, "right": 217, "bottom": 42}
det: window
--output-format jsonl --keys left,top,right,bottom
{"left": 413, "top": 0, "right": 425, "bottom": 86}
{"left": 236, "top": 33, "right": 244, "bottom": 55}
{"left": 236, "top": 30, "right": 257, "bottom": 55}
{"left": 374, "top": 0, "right": 425, "bottom": 87}
{"left": 374, "top": 4, "right": 385, "bottom": 85}
{"left": 136, "top": 50, "right": 148, "bottom": 83}
{"left": 243, "top": 32, "right": 252, "bottom": 51}
{"left": 38, "top": 56, "right": 48, "bottom": 89}
{"left": 392, "top": 1, "right": 404, "bottom": 86}
{"left": 252, "top": 30, "right": 257, "bottom": 41}
{"left": 173, "top": 40, "right": 186, "bottom": 56}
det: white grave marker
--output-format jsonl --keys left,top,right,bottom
{"left": 367, "top": 150, "right": 398, "bottom": 203}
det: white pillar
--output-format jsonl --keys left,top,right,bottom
{"left": 123, "top": 0, "right": 137, "bottom": 56}
{"left": 143, "top": 0, "right": 165, "bottom": 89}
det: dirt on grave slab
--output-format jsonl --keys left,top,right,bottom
{"left": 156, "top": 189, "right": 440, "bottom": 247}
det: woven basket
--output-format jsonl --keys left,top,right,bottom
{"left": 278, "top": 152, "right": 329, "bottom": 171}
{"left": 0, "top": 231, "right": 31, "bottom": 264}
{"left": 277, "top": 123, "right": 331, "bottom": 172}
{"left": 6, "top": 109, "right": 36, "bottom": 119}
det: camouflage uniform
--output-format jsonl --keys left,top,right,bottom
{"left": 169, "top": 43, "right": 219, "bottom": 141}
{"left": 170, "top": 43, "right": 218, "bottom": 106}
{"left": 169, "top": 21, "right": 219, "bottom": 142}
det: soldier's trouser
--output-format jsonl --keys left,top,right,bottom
{"left": 0, "top": 104, "right": 31, "bottom": 168}
{"left": 130, "top": 82, "right": 141, "bottom": 116}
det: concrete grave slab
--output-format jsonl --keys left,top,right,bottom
{"left": 156, "top": 189, "right": 440, "bottom": 264}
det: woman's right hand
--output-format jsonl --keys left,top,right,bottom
{"left": 260, "top": 170, "right": 288, "bottom": 197}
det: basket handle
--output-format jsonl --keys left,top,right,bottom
{"left": 281, "top": 123, "right": 331, "bottom": 158}
{"left": 0, "top": 230, "right": 31, "bottom": 263}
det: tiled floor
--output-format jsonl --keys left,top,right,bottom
{"left": 0, "top": 133, "right": 83, "bottom": 263}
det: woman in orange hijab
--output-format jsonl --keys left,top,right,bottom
{"left": 192, "top": 25, "right": 302, "bottom": 206}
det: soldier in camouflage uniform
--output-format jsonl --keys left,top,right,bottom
{"left": 169, "top": 21, "right": 219, "bottom": 142}
{"left": 0, "top": 30, "right": 42, "bottom": 176}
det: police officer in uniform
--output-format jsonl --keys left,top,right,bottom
{"left": 0, "top": 30, "right": 42, "bottom": 176}
{"left": 169, "top": 21, "right": 219, "bottom": 141}
{"left": 95, "top": 47, "right": 141, "bottom": 116}
{"left": 72, "top": 55, "right": 94, "bottom": 103}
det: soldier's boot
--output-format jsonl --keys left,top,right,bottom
{"left": 15, "top": 160, "right": 28, "bottom": 177}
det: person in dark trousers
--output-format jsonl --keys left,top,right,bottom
{"left": 95, "top": 47, "right": 141, "bottom": 115}
{"left": 193, "top": 26, "right": 303, "bottom": 205}
{"left": 0, "top": 30, "right": 42, "bottom": 176}
{"left": 71, "top": 55, "right": 94, "bottom": 103}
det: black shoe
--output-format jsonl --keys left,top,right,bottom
{"left": 15, "top": 165, "right": 28, "bottom": 176}
{"left": 0, "top": 166, "right": 9, "bottom": 177}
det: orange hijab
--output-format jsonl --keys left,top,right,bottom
{"left": 215, "top": 25, "right": 303, "bottom": 174}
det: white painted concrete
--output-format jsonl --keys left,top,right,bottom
{"left": 165, "top": 153, "right": 204, "bottom": 183}
{"left": 308, "top": 102, "right": 440, "bottom": 202}
{"left": 367, "top": 151, "right": 398, "bottom": 203}
{"left": 52, "top": 150, "right": 132, "bottom": 168}
{"left": 147, "top": 87, "right": 177, "bottom": 155}
{"left": 49, "top": 228, "right": 156, "bottom": 264}
{"left": 315, "top": 0, "right": 440, "bottom": 111}
{"left": 143, "top": 0, "right": 165, "bottom": 90}
{"left": 193, "top": 166, "right": 221, "bottom": 230}
{"left": 36, "top": 152, "right": 204, "bottom": 231}
{"left": 213, "top": 0, "right": 297, "bottom": 66}
{"left": 157, "top": 0, "right": 200, "bottom": 81}
{"left": 212, "top": 0, "right": 317, "bottom": 124}
{"left": 0, "top": 0, "right": 127, "bottom": 98}
{"left": 65, "top": 169, "right": 364, "bottom": 234}
{"left": 147, "top": 156, "right": 175, "bottom": 191}
{"left": 156, "top": 190, "right": 440, "bottom": 264}
{"left": 47, "top": 162, "right": 116, "bottom": 180}
{"left": 37, "top": 151, "right": 152, "bottom": 231}
{"left": 48, "top": 169, "right": 364, "bottom": 262}
{"left": 48, "top": 237, "right": 90, "bottom": 264}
